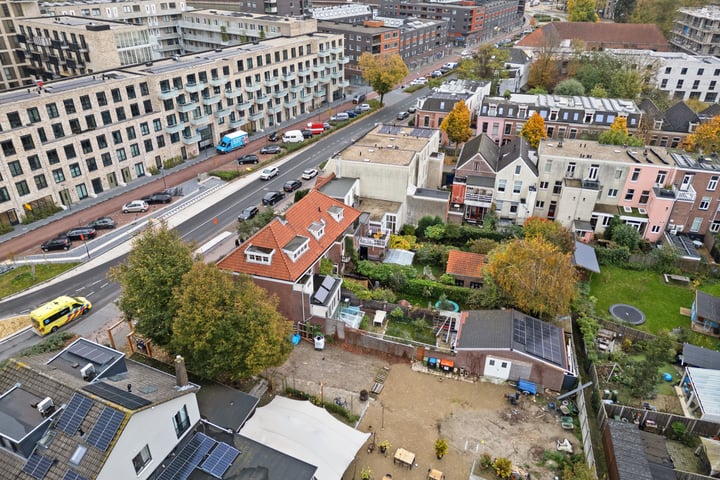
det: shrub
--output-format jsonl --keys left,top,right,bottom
{"left": 480, "top": 452, "right": 493, "bottom": 469}
{"left": 414, "top": 244, "right": 450, "bottom": 265}
{"left": 209, "top": 170, "right": 241, "bottom": 181}
{"left": 0, "top": 223, "right": 13, "bottom": 235}
{"left": 390, "top": 307, "right": 404, "bottom": 320}
{"left": 439, "top": 274, "right": 455, "bottom": 285}
{"left": 21, "top": 204, "right": 64, "bottom": 224}
{"left": 493, "top": 457, "right": 513, "bottom": 478}
{"left": 595, "top": 245, "right": 630, "bottom": 266}
{"left": 370, "top": 287, "right": 397, "bottom": 303}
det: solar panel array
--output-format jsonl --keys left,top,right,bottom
{"left": 86, "top": 406, "right": 125, "bottom": 451}
{"left": 63, "top": 471, "right": 90, "bottom": 480}
{"left": 313, "top": 277, "right": 336, "bottom": 305}
{"left": 158, "top": 432, "right": 217, "bottom": 480}
{"left": 56, "top": 394, "right": 93, "bottom": 434}
{"left": 513, "top": 315, "right": 565, "bottom": 367}
{"left": 68, "top": 342, "right": 116, "bottom": 366}
{"left": 378, "top": 125, "right": 402, "bottom": 135}
{"left": 23, "top": 453, "right": 54, "bottom": 480}
{"left": 200, "top": 442, "right": 240, "bottom": 479}
{"left": 83, "top": 382, "right": 151, "bottom": 410}
{"left": 409, "top": 128, "right": 434, "bottom": 138}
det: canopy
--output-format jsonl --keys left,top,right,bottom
{"left": 240, "top": 396, "right": 369, "bottom": 480}
{"left": 701, "top": 437, "right": 720, "bottom": 476}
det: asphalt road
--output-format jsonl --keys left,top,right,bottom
{"left": 0, "top": 86, "right": 429, "bottom": 361}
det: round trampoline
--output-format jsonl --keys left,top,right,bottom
{"left": 609, "top": 304, "right": 646, "bottom": 325}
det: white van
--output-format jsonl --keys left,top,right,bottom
{"left": 282, "top": 130, "right": 304, "bottom": 143}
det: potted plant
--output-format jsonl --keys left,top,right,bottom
{"left": 378, "top": 439, "right": 391, "bottom": 454}
{"left": 360, "top": 466, "right": 372, "bottom": 480}
{"left": 434, "top": 438, "right": 448, "bottom": 459}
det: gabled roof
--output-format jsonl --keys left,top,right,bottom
{"left": 695, "top": 290, "right": 720, "bottom": 323}
{"left": 498, "top": 136, "right": 538, "bottom": 175}
{"left": 700, "top": 103, "right": 720, "bottom": 119}
{"left": 446, "top": 250, "right": 486, "bottom": 279}
{"left": 420, "top": 94, "right": 470, "bottom": 113}
{"left": 217, "top": 190, "right": 361, "bottom": 282}
{"left": 682, "top": 343, "right": 720, "bottom": 370}
{"left": 456, "top": 134, "right": 501, "bottom": 171}
{"left": 517, "top": 22, "right": 668, "bottom": 50}
{"left": 662, "top": 102, "right": 700, "bottom": 133}
{"left": 606, "top": 420, "right": 675, "bottom": 480}
{"left": 507, "top": 47, "right": 531, "bottom": 65}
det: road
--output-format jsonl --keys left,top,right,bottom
{"left": 0, "top": 86, "right": 428, "bottom": 361}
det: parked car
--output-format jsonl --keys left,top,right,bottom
{"left": 260, "top": 145, "right": 282, "bottom": 155}
{"left": 238, "top": 206, "right": 259, "bottom": 222}
{"left": 65, "top": 226, "right": 97, "bottom": 241}
{"left": 410, "top": 77, "right": 427, "bottom": 86}
{"left": 352, "top": 93, "right": 366, "bottom": 104}
{"left": 283, "top": 179, "right": 302, "bottom": 193}
{"left": 431, "top": 70, "right": 443, "bottom": 78}
{"left": 122, "top": 200, "right": 149, "bottom": 213}
{"left": 408, "top": 106, "right": 417, "bottom": 113}
{"left": 41, "top": 236, "right": 71, "bottom": 252}
{"left": 302, "top": 168, "right": 319, "bottom": 180}
{"left": 323, "top": 122, "right": 331, "bottom": 130}
{"left": 259, "top": 167, "right": 279, "bottom": 180}
{"left": 88, "top": 216, "right": 116, "bottom": 229}
{"left": 262, "top": 191, "right": 285, "bottom": 206}
{"left": 344, "top": 110, "right": 358, "bottom": 118}
{"left": 237, "top": 154, "right": 260, "bottom": 164}
{"left": 357, "top": 103, "right": 371, "bottom": 112}
{"left": 268, "top": 131, "right": 280, "bottom": 142}
{"left": 397, "top": 111, "right": 410, "bottom": 120}
{"left": 301, "top": 129, "right": 313, "bottom": 139}
{"left": 142, "top": 192, "right": 172, "bottom": 204}
{"left": 330, "top": 112, "right": 349, "bottom": 122}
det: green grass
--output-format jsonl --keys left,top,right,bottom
{"left": 0, "top": 263, "right": 79, "bottom": 298}
{"left": 589, "top": 265, "right": 720, "bottom": 349}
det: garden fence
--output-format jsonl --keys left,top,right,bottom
{"left": 675, "top": 471, "right": 718, "bottom": 480}
{"left": 602, "top": 403, "right": 720, "bottom": 438}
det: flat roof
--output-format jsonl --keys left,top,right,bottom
{"left": 340, "top": 125, "right": 435, "bottom": 166}
{"left": 358, "top": 198, "right": 401, "bottom": 221}
{"left": 687, "top": 367, "right": 720, "bottom": 417}
{"left": 318, "top": 177, "right": 357, "bottom": 200}
{"left": 539, "top": 139, "right": 674, "bottom": 166}
{"left": 0, "top": 387, "right": 47, "bottom": 440}
{"left": 22, "top": 15, "right": 139, "bottom": 29}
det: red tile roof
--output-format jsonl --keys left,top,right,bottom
{"left": 445, "top": 250, "right": 486, "bottom": 279}
{"left": 517, "top": 22, "right": 669, "bottom": 51}
{"left": 217, "top": 190, "right": 361, "bottom": 282}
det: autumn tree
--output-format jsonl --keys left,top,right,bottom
{"left": 572, "top": 51, "right": 656, "bottom": 100}
{"left": 440, "top": 99, "right": 473, "bottom": 150}
{"left": 523, "top": 217, "right": 574, "bottom": 254}
{"left": 528, "top": 50, "right": 559, "bottom": 92}
{"left": 598, "top": 116, "right": 644, "bottom": 147}
{"left": 172, "top": 263, "right": 293, "bottom": 381}
{"left": 456, "top": 43, "right": 510, "bottom": 80}
{"left": 358, "top": 53, "right": 408, "bottom": 106}
{"left": 109, "top": 220, "right": 196, "bottom": 345}
{"left": 683, "top": 115, "right": 720, "bottom": 154}
{"left": 486, "top": 236, "right": 578, "bottom": 320}
{"left": 567, "top": 0, "right": 599, "bottom": 22}
{"left": 520, "top": 112, "right": 547, "bottom": 149}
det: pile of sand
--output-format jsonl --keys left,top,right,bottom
{"left": 0, "top": 315, "right": 31, "bottom": 338}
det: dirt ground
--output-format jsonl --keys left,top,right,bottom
{"left": 265, "top": 341, "right": 577, "bottom": 480}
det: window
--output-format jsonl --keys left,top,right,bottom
{"left": 607, "top": 189, "right": 618, "bottom": 198}
{"left": 639, "top": 190, "right": 649, "bottom": 204}
{"left": 64, "top": 144, "right": 77, "bottom": 159}
{"left": 699, "top": 196, "right": 711, "bottom": 210}
{"left": 513, "top": 180, "right": 522, "bottom": 194}
{"left": 53, "top": 169, "right": 65, "bottom": 183}
{"left": 46, "top": 103, "right": 59, "bottom": 118}
{"left": 631, "top": 168, "right": 640, "bottom": 182}
{"left": 69, "top": 163, "right": 82, "bottom": 178}
{"left": 1, "top": 140, "right": 15, "bottom": 157}
{"left": 28, "top": 155, "right": 41, "bottom": 170}
{"left": 101, "top": 153, "right": 112, "bottom": 167}
{"left": 52, "top": 123, "right": 65, "bottom": 139}
{"left": 20, "top": 135, "right": 35, "bottom": 151}
{"left": 514, "top": 164, "right": 521, "bottom": 175}
{"left": 153, "top": 119, "right": 162, "bottom": 132}
{"left": 27, "top": 107, "right": 41, "bottom": 123}
{"left": 140, "top": 123, "right": 150, "bottom": 135}
{"left": 101, "top": 111, "right": 112, "bottom": 125}
{"left": 539, "top": 181, "right": 548, "bottom": 189}
{"left": 7, "top": 111, "right": 21, "bottom": 128}
{"left": 96, "top": 92, "right": 107, "bottom": 106}
{"left": 80, "top": 95, "right": 92, "bottom": 110}
{"left": 566, "top": 162, "right": 576, "bottom": 177}
{"left": 111, "top": 88, "right": 122, "bottom": 103}
{"left": 676, "top": 79, "right": 684, "bottom": 88}
{"left": 624, "top": 189, "right": 635, "bottom": 201}
{"left": 535, "top": 200, "right": 545, "bottom": 208}
{"left": 651, "top": 225, "right": 660, "bottom": 234}
{"left": 708, "top": 176, "right": 718, "bottom": 191}
{"left": 172, "top": 405, "right": 190, "bottom": 438}
{"left": 86, "top": 157, "right": 98, "bottom": 172}
{"left": 497, "top": 179, "right": 506, "bottom": 192}
{"left": 64, "top": 99, "right": 76, "bottom": 114}
{"left": 126, "top": 126, "right": 137, "bottom": 140}
{"left": 116, "top": 107, "right": 126, "bottom": 121}
{"left": 553, "top": 181, "right": 562, "bottom": 194}
{"left": 15, "top": 180, "right": 30, "bottom": 196}
{"left": 587, "top": 164, "right": 599, "bottom": 180}
{"left": 112, "top": 131, "right": 123, "bottom": 145}
{"left": 0, "top": 187, "right": 9, "bottom": 203}
{"left": 132, "top": 445, "right": 152, "bottom": 474}
{"left": 47, "top": 150, "right": 60, "bottom": 165}
{"left": 77, "top": 183, "right": 88, "bottom": 200}
{"left": 34, "top": 174, "right": 48, "bottom": 190}
{"left": 130, "top": 144, "right": 141, "bottom": 157}
{"left": 8, "top": 161, "right": 23, "bottom": 177}
{"left": 681, "top": 67, "right": 687, "bottom": 75}
{"left": 656, "top": 171, "right": 667, "bottom": 186}
{"left": 144, "top": 139, "right": 153, "bottom": 152}
{"left": 690, "top": 217, "right": 702, "bottom": 233}
{"left": 711, "top": 221, "right": 720, "bottom": 233}
{"left": 116, "top": 148, "right": 127, "bottom": 161}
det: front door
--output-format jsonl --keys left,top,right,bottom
{"left": 91, "top": 178, "right": 103, "bottom": 194}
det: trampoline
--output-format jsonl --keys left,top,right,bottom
{"left": 609, "top": 304, "right": 646, "bottom": 325}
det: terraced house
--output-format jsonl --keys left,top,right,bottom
{"left": 0, "top": 32, "right": 347, "bottom": 228}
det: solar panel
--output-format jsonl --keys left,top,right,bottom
{"left": 23, "top": 453, "right": 54, "bottom": 480}
{"left": 320, "top": 275, "right": 335, "bottom": 291}
{"left": 86, "top": 406, "right": 125, "bottom": 451}
{"left": 158, "top": 432, "right": 216, "bottom": 480}
{"left": 63, "top": 471, "right": 90, "bottom": 480}
{"left": 82, "top": 382, "right": 151, "bottom": 410}
{"left": 68, "top": 342, "right": 116, "bottom": 365}
{"left": 200, "top": 442, "right": 240, "bottom": 478}
{"left": 56, "top": 394, "right": 93, "bottom": 434}
{"left": 513, "top": 316, "right": 565, "bottom": 367}
{"left": 313, "top": 287, "right": 329, "bottom": 304}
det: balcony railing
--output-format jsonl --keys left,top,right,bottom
{"left": 359, "top": 231, "right": 390, "bottom": 248}
{"left": 464, "top": 191, "right": 493, "bottom": 206}
{"left": 185, "top": 81, "right": 206, "bottom": 93}
{"left": 236, "top": 101, "right": 252, "bottom": 111}
{"left": 158, "top": 88, "right": 180, "bottom": 100}
{"left": 209, "top": 76, "right": 227, "bottom": 87}
{"left": 249, "top": 111, "right": 264, "bottom": 121}
{"left": 674, "top": 184, "right": 697, "bottom": 202}
{"left": 190, "top": 114, "right": 210, "bottom": 126}
{"left": 177, "top": 101, "right": 197, "bottom": 113}
{"left": 165, "top": 123, "right": 184, "bottom": 134}
{"left": 229, "top": 117, "right": 247, "bottom": 128}
{"left": 290, "top": 84, "right": 304, "bottom": 93}
{"left": 202, "top": 94, "right": 221, "bottom": 106}
{"left": 245, "top": 83, "right": 261, "bottom": 93}
{"left": 224, "top": 88, "right": 242, "bottom": 98}
{"left": 265, "top": 77, "right": 279, "bottom": 87}
{"left": 182, "top": 133, "right": 201, "bottom": 144}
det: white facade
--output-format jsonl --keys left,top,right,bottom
{"left": 495, "top": 156, "right": 538, "bottom": 224}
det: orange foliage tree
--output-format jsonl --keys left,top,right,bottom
{"left": 523, "top": 217, "right": 575, "bottom": 254}
{"left": 520, "top": 112, "right": 548, "bottom": 149}
{"left": 683, "top": 115, "right": 720, "bottom": 154}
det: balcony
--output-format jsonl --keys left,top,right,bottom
{"left": 286, "top": 97, "right": 298, "bottom": 107}
{"left": 158, "top": 88, "right": 180, "bottom": 100}
{"left": 282, "top": 72, "right": 296, "bottom": 82}
{"left": 202, "top": 94, "right": 221, "bottom": 106}
{"left": 224, "top": 88, "right": 242, "bottom": 98}
{"left": 331, "top": 46, "right": 343, "bottom": 55}
{"left": 313, "top": 89, "right": 326, "bottom": 98}
{"left": 464, "top": 191, "right": 493, "bottom": 207}
{"left": 319, "top": 76, "right": 331, "bottom": 84}
{"left": 306, "top": 79, "right": 318, "bottom": 88}
{"left": 674, "top": 184, "right": 697, "bottom": 202}
{"left": 324, "top": 61, "right": 338, "bottom": 70}
{"left": 338, "top": 80, "right": 350, "bottom": 88}
{"left": 255, "top": 95, "right": 271, "bottom": 104}
{"left": 245, "top": 83, "right": 262, "bottom": 93}
{"left": 359, "top": 230, "right": 390, "bottom": 248}
{"left": 177, "top": 101, "right": 197, "bottom": 113}
{"left": 267, "top": 104, "right": 283, "bottom": 115}
{"left": 209, "top": 76, "right": 227, "bottom": 87}
{"left": 190, "top": 114, "right": 210, "bottom": 126}
{"left": 338, "top": 57, "right": 350, "bottom": 65}
{"left": 182, "top": 133, "right": 202, "bottom": 144}
{"left": 185, "top": 81, "right": 206, "bottom": 93}
{"left": 165, "top": 123, "right": 184, "bottom": 134}
{"left": 298, "top": 67, "right": 311, "bottom": 76}
{"left": 237, "top": 101, "right": 252, "bottom": 111}
{"left": 331, "top": 71, "right": 343, "bottom": 79}
{"left": 215, "top": 107, "right": 233, "bottom": 118}
{"left": 265, "top": 6, "right": 278, "bottom": 13}
{"left": 318, "top": 49, "right": 331, "bottom": 58}
{"left": 265, "top": 77, "right": 279, "bottom": 87}
{"left": 300, "top": 93, "right": 313, "bottom": 102}
{"left": 312, "top": 64, "right": 325, "bottom": 73}
{"left": 290, "top": 84, "right": 304, "bottom": 93}
{"left": 249, "top": 111, "right": 264, "bottom": 121}
{"left": 230, "top": 117, "right": 247, "bottom": 128}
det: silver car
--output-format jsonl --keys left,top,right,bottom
{"left": 122, "top": 200, "right": 149, "bottom": 213}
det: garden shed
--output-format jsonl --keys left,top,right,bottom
{"left": 680, "top": 343, "right": 720, "bottom": 370}
{"left": 691, "top": 290, "right": 720, "bottom": 336}
{"left": 679, "top": 367, "right": 720, "bottom": 423}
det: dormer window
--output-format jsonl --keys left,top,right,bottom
{"left": 245, "top": 245, "right": 274, "bottom": 265}
{"left": 654, "top": 119, "right": 664, "bottom": 129}
{"left": 328, "top": 205, "right": 344, "bottom": 222}
{"left": 308, "top": 220, "right": 325, "bottom": 241}
{"left": 519, "top": 105, "right": 527, "bottom": 118}
{"left": 488, "top": 104, "right": 497, "bottom": 116}
{"left": 283, "top": 236, "right": 310, "bottom": 263}
{"left": 549, "top": 109, "right": 559, "bottom": 121}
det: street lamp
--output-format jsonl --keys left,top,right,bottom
{"left": 160, "top": 166, "right": 168, "bottom": 191}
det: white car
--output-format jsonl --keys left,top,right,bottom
{"left": 357, "top": 103, "right": 371, "bottom": 112}
{"left": 302, "top": 168, "right": 318, "bottom": 180}
{"left": 410, "top": 77, "right": 428, "bottom": 86}
{"left": 122, "top": 200, "right": 149, "bottom": 213}
{"left": 259, "top": 167, "right": 279, "bottom": 180}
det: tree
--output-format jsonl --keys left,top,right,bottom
{"left": 108, "top": 220, "right": 196, "bottom": 345}
{"left": 520, "top": 112, "right": 547, "bottom": 149}
{"left": 567, "top": 0, "right": 599, "bottom": 21}
{"left": 416, "top": 215, "right": 443, "bottom": 239}
{"left": 456, "top": 43, "right": 510, "bottom": 80}
{"left": 683, "top": 115, "right": 720, "bottom": 154}
{"left": 589, "top": 84, "right": 608, "bottom": 98}
{"left": 554, "top": 78, "right": 585, "bottom": 96}
{"left": 486, "top": 236, "right": 578, "bottom": 319}
{"left": 523, "top": 217, "right": 574, "bottom": 254}
{"left": 172, "top": 263, "right": 293, "bottom": 381}
{"left": 610, "top": 223, "right": 642, "bottom": 251}
{"left": 598, "top": 116, "right": 644, "bottom": 147}
{"left": 237, "top": 207, "right": 275, "bottom": 242}
{"left": 358, "top": 53, "right": 408, "bottom": 106}
{"left": 466, "top": 237, "right": 499, "bottom": 255}
{"left": 528, "top": 51, "right": 559, "bottom": 91}
{"left": 440, "top": 100, "right": 473, "bottom": 150}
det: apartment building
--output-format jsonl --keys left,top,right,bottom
{"left": 312, "top": 4, "right": 374, "bottom": 24}
{"left": 187, "top": 0, "right": 311, "bottom": 17}
{"left": 477, "top": 93, "right": 643, "bottom": 146}
{"left": 0, "top": 33, "right": 346, "bottom": 228}
{"left": 0, "top": 0, "right": 40, "bottom": 91}
{"left": 670, "top": 5, "right": 720, "bottom": 57}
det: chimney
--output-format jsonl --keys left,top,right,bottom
{"left": 175, "top": 355, "right": 189, "bottom": 387}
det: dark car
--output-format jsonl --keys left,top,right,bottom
{"left": 238, "top": 206, "right": 260, "bottom": 222}
{"left": 41, "top": 236, "right": 71, "bottom": 252}
{"left": 268, "top": 131, "right": 280, "bottom": 142}
{"left": 142, "top": 192, "right": 172, "bottom": 204}
{"left": 260, "top": 145, "right": 282, "bottom": 154}
{"left": 88, "top": 216, "right": 116, "bottom": 229}
{"left": 344, "top": 110, "right": 358, "bottom": 118}
{"left": 237, "top": 154, "right": 260, "bottom": 165}
{"left": 283, "top": 179, "right": 302, "bottom": 193}
{"left": 301, "top": 129, "right": 313, "bottom": 139}
{"left": 66, "top": 226, "right": 97, "bottom": 241}
{"left": 262, "top": 191, "right": 286, "bottom": 206}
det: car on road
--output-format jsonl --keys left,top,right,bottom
{"left": 301, "top": 129, "right": 314, "bottom": 138}
{"left": 122, "top": 200, "right": 149, "bottom": 213}
{"left": 88, "top": 216, "right": 116, "bottom": 229}
{"left": 238, "top": 206, "right": 260, "bottom": 222}
{"left": 283, "top": 179, "right": 302, "bottom": 193}
{"left": 262, "top": 191, "right": 286, "bottom": 206}
{"left": 397, "top": 111, "right": 410, "bottom": 120}
{"left": 302, "top": 168, "right": 318, "bottom": 180}
{"left": 142, "top": 192, "right": 172, "bottom": 204}
{"left": 352, "top": 93, "right": 366, "bottom": 104}
{"left": 259, "top": 167, "right": 279, "bottom": 180}
{"left": 268, "top": 131, "right": 280, "bottom": 142}
{"left": 260, "top": 145, "right": 282, "bottom": 155}
{"left": 65, "top": 226, "right": 97, "bottom": 241}
{"left": 41, "top": 235, "right": 71, "bottom": 252}
{"left": 237, "top": 154, "right": 260, "bottom": 164}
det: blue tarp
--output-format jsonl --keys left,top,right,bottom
{"left": 518, "top": 379, "right": 537, "bottom": 395}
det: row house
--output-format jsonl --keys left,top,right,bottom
{"left": 0, "top": 33, "right": 347, "bottom": 228}
{"left": 477, "top": 93, "right": 643, "bottom": 146}
{"left": 638, "top": 99, "right": 718, "bottom": 150}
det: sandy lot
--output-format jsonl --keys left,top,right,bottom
{"left": 265, "top": 342, "right": 577, "bottom": 480}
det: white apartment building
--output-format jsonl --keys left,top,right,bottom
{"left": 670, "top": 5, "right": 720, "bottom": 57}
{"left": 0, "top": 33, "right": 347, "bottom": 228}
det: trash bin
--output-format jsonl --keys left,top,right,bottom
{"left": 423, "top": 356, "right": 429, "bottom": 366}
{"left": 314, "top": 335, "right": 325, "bottom": 351}
{"left": 428, "top": 357, "right": 437, "bottom": 369}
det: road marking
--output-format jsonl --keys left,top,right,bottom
{"left": 19, "top": 308, "right": 30, "bottom": 314}
{"left": 89, "top": 279, "right": 102, "bottom": 287}
{"left": 87, "top": 291, "right": 95, "bottom": 296}
{"left": 100, "top": 282, "right": 109, "bottom": 289}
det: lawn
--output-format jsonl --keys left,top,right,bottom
{"left": 589, "top": 265, "right": 720, "bottom": 349}
{"left": 0, "top": 263, "right": 79, "bottom": 299}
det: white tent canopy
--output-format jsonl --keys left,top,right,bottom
{"left": 240, "top": 396, "right": 369, "bottom": 480}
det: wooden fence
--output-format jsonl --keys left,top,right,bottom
{"left": 602, "top": 403, "right": 720, "bottom": 438}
